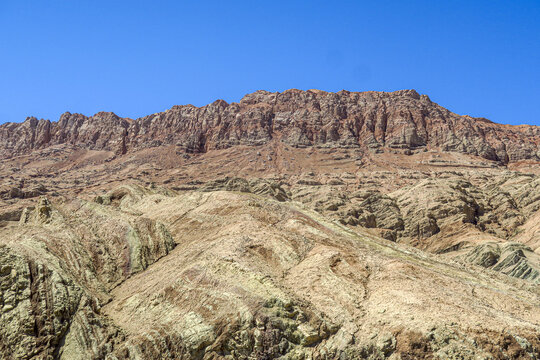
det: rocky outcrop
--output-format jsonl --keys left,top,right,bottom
{"left": 0, "top": 244, "right": 118, "bottom": 360}
{"left": 1, "top": 184, "right": 540, "bottom": 359}
{"left": 0, "top": 183, "right": 47, "bottom": 200}
{"left": 290, "top": 172, "right": 540, "bottom": 244}
{"left": 1, "top": 89, "right": 539, "bottom": 162}
{"left": 0, "top": 192, "right": 178, "bottom": 358}
{"left": 199, "top": 177, "right": 289, "bottom": 202}
{"left": 0, "top": 112, "right": 130, "bottom": 157}
{"left": 464, "top": 242, "right": 540, "bottom": 282}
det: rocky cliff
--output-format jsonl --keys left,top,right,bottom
{"left": 1, "top": 89, "right": 539, "bottom": 162}
{"left": 1, "top": 89, "right": 540, "bottom": 359}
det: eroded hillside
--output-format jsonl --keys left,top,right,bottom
{"left": 0, "top": 89, "right": 539, "bottom": 359}
{"left": 1, "top": 185, "right": 539, "bottom": 359}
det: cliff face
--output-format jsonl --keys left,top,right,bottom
{"left": 0, "top": 112, "right": 130, "bottom": 156}
{"left": 1, "top": 89, "right": 539, "bottom": 162}
{"left": 1, "top": 89, "right": 540, "bottom": 359}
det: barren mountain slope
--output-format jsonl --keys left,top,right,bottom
{"left": 1, "top": 89, "right": 539, "bottom": 162}
{"left": 0, "top": 89, "right": 539, "bottom": 359}
{"left": 1, "top": 186, "right": 539, "bottom": 359}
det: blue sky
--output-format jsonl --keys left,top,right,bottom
{"left": 0, "top": 1, "right": 539, "bottom": 125}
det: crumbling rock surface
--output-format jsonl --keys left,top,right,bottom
{"left": 0, "top": 243, "right": 118, "bottom": 360}
{"left": 199, "top": 177, "right": 289, "bottom": 202}
{"left": 464, "top": 242, "right": 540, "bottom": 282}
{"left": 291, "top": 172, "right": 540, "bottom": 247}
{"left": 0, "top": 191, "right": 177, "bottom": 359}
{"left": 1, "top": 187, "right": 539, "bottom": 359}
{"left": 0, "top": 89, "right": 540, "bottom": 359}
{"left": 1, "top": 89, "right": 539, "bottom": 163}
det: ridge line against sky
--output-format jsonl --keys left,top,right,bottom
{"left": 7, "top": 88, "right": 540, "bottom": 128}
{"left": 0, "top": 0, "right": 539, "bottom": 126}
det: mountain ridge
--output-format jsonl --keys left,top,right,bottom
{"left": 1, "top": 89, "right": 539, "bottom": 163}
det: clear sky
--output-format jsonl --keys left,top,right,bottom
{"left": 1, "top": 0, "right": 539, "bottom": 126}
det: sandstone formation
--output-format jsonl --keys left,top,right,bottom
{"left": 2, "top": 187, "right": 540, "bottom": 359}
{"left": 1, "top": 89, "right": 539, "bottom": 162}
{"left": 0, "top": 89, "right": 539, "bottom": 359}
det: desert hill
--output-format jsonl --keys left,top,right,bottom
{"left": 0, "top": 89, "right": 539, "bottom": 359}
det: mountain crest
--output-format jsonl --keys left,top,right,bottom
{"left": 0, "top": 89, "right": 538, "bottom": 163}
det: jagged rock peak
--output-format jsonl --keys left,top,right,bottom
{"left": 0, "top": 89, "right": 538, "bottom": 162}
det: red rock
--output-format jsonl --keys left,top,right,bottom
{"left": 1, "top": 89, "right": 538, "bottom": 162}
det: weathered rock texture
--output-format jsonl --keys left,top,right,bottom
{"left": 0, "top": 188, "right": 176, "bottom": 359}
{"left": 0, "top": 89, "right": 540, "bottom": 359}
{"left": 0, "top": 184, "right": 539, "bottom": 359}
{"left": 1, "top": 89, "right": 539, "bottom": 162}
